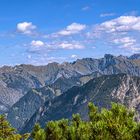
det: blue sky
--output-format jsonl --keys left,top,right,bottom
{"left": 0, "top": 0, "right": 140, "bottom": 65}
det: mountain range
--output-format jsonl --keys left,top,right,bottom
{"left": 1, "top": 54, "right": 140, "bottom": 133}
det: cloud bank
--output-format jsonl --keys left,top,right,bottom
{"left": 12, "top": 16, "right": 140, "bottom": 64}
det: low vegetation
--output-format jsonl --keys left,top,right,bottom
{"left": 0, "top": 115, "right": 29, "bottom": 140}
{"left": 1, "top": 103, "right": 140, "bottom": 140}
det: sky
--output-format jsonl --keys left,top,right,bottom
{"left": 0, "top": 0, "right": 140, "bottom": 65}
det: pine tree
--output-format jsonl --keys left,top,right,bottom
{"left": 0, "top": 115, "right": 15, "bottom": 139}
{"left": 30, "top": 102, "right": 140, "bottom": 140}
{"left": 0, "top": 115, "right": 30, "bottom": 140}
{"left": 31, "top": 123, "right": 42, "bottom": 138}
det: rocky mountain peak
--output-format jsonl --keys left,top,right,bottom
{"left": 104, "top": 54, "right": 114, "bottom": 58}
{"left": 129, "top": 54, "right": 140, "bottom": 60}
{"left": 2, "top": 53, "right": 140, "bottom": 133}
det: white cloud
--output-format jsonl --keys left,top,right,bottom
{"left": 113, "top": 37, "right": 140, "bottom": 52}
{"left": 57, "top": 23, "right": 86, "bottom": 36}
{"left": 31, "top": 40, "right": 44, "bottom": 47}
{"left": 27, "top": 40, "right": 84, "bottom": 54}
{"left": 86, "top": 16, "right": 140, "bottom": 52}
{"left": 99, "top": 16, "right": 140, "bottom": 33}
{"left": 100, "top": 13, "right": 115, "bottom": 17}
{"left": 59, "top": 42, "right": 85, "bottom": 49}
{"left": 20, "top": 15, "right": 140, "bottom": 63}
{"left": 113, "top": 37, "right": 136, "bottom": 49}
{"left": 17, "top": 22, "right": 36, "bottom": 35}
{"left": 113, "top": 37, "right": 136, "bottom": 44}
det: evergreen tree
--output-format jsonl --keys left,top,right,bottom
{"left": 0, "top": 115, "right": 29, "bottom": 140}
{"left": 0, "top": 102, "right": 139, "bottom": 140}
{"left": 0, "top": 115, "right": 15, "bottom": 139}
{"left": 31, "top": 102, "right": 140, "bottom": 140}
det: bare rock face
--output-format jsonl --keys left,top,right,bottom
{"left": 6, "top": 73, "right": 100, "bottom": 131}
{"left": 129, "top": 53, "right": 140, "bottom": 60}
{"left": 21, "top": 74, "right": 140, "bottom": 133}
{"left": 2, "top": 54, "right": 140, "bottom": 132}
{"left": 7, "top": 87, "right": 55, "bottom": 131}
{"left": 0, "top": 80, "right": 22, "bottom": 113}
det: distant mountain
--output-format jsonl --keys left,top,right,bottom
{"left": 129, "top": 53, "right": 140, "bottom": 60}
{"left": 21, "top": 74, "right": 140, "bottom": 133}
{"left": 1, "top": 54, "right": 140, "bottom": 132}
{"left": 0, "top": 80, "right": 22, "bottom": 113}
{"left": 7, "top": 87, "right": 54, "bottom": 131}
{"left": 7, "top": 72, "right": 101, "bottom": 131}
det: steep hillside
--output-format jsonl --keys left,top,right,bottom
{"left": 21, "top": 74, "right": 140, "bottom": 133}
{"left": 0, "top": 53, "right": 140, "bottom": 113}
{"left": 7, "top": 72, "right": 101, "bottom": 131}
{"left": 2, "top": 53, "right": 140, "bottom": 130}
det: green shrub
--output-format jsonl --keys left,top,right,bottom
{"left": 31, "top": 102, "right": 140, "bottom": 140}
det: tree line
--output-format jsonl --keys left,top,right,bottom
{"left": 0, "top": 102, "right": 140, "bottom": 140}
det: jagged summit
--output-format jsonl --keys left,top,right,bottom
{"left": 104, "top": 53, "right": 115, "bottom": 58}
{"left": 0, "top": 54, "right": 140, "bottom": 112}
{"left": 1, "top": 54, "right": 140, "bottom": 132}
{"left": 129, "top": 53, "right": 140, "bottom": 60}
